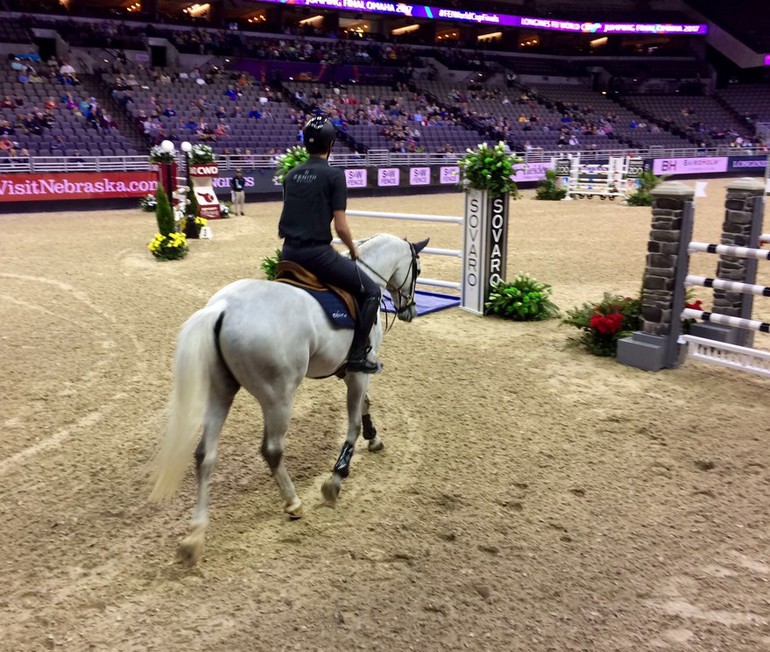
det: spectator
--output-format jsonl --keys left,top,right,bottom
{"left": 44, "top": 96, "right": 57, "bottom": 111}
{"left": 1, "top": 95, "right": 14, "bottom": 109}
{"left": 59, "top": 61, "right": 76, "bottom": 76}
{"left": 0, "top": 134, "right": 14, "bottom": 152}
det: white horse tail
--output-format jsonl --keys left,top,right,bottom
{"left": 150, "top": 299, "right": 227, "bottom": 502}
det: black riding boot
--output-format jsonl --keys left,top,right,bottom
{"left": 347, "top": 296, "right": 383, "bottom": 374}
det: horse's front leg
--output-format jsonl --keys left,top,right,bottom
{"left": 322, "top": 373, "right": 369, "bottom": 505}
{"left": 362, "top": 393, "right": 383, "bottom": 452}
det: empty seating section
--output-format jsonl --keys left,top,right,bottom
{"left": 0, "top": 69, "right": 136, "bottom": 158}
{"left": 0, "top": 19, "right": 32, "bottom": 44}
{"left": 419, "top": 81, "right": 582, "bottom": 152}
{"left": 718, "top": 86, "right": 770, "bottom": 122}
{"left": 623, "top": 95, "right": 749, "bottom": 146}
{"left": 522, "top": 83, "right": 694, "bottom": 150}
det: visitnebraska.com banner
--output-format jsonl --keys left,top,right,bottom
{"left": 0, "top": 172, "right": 157, "bottom": 202}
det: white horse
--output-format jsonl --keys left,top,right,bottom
{"left": 150, "top": 233, "right": 428, "bottom": 564}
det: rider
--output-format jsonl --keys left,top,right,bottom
{"left": 278, "top": 116, "right": 382, "bottom": 374}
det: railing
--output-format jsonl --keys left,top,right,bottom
{"left": 0, "top": 146, "right": 765, "bottom": 175}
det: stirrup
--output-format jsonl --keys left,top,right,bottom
{"left": 347, "top": 346, "right": 383, "bottom": 374}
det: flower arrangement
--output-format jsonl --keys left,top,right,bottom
{"left": 182, "top": 215, "right": 207, "bottom": 239}
{"left": 219, "top": 202, "right": 231, "bottom": 217}
{"left": 260, "top": 248, "right": 282, "bottom": 280}
{"left": 535, "top": 168, "right": 567, "bottom": 201}
{"left": 189, "top": 144, "right": 215, "bottom": 164}
{"left": 625, "top": 168, "right": 666, "bottom": 206}
{"left": 149, "top": 145, "right": 175, "bottom": 164}
{"left": 148, "top": 231, "right": 188, "bottom": 258}
{"left": 682, "top": 297, "right": 703, "bottom": 334}
{"left": 458, "top": 142, "right": 522, "bottom": 198}
{"left": 147, "top": 186, "right": 188, "bottom": 261}
{"left": 273, "top": 146, "right": 309, "bottom": 185}
{"left": 139, "top": 193, "right": 157, "bottom": 212}
{"left": 563, "top": 293, "right": 642, "bottom": 357}
{"left": 485, "top": 275, "right": 560, "bottom": 321}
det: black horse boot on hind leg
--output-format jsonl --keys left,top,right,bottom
{"left": 347, "top": 296, "right": 383, "bottom": 374}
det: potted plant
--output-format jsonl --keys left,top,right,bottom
{"left": 273, "top": 146, "right": 309, "bottom": 185}
{"left": 147, "top": 186, "right": 188, "bottom": 261}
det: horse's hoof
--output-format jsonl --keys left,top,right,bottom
{"left": 285, "top": 497, "right": 303, "bottom": 519}
{"left": 368, "top": 437, "right": 384, "bottom": 453}
{"left": 321, "top": 475, "right": 341, "bottom": 505}
{"left": 178, "top": 531, "right": 205, "bottom": 566}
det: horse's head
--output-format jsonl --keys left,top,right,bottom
{"left": 388, "top": 237, "right": 429, "bottom": 323}
{"left": 357, "top": 234, "right": 429, "bottom": 323}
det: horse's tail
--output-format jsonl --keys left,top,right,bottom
{"left": 149, "top": 299, "right": 227, "bottom": 502}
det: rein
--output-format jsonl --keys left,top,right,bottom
{"left": 356, "top": 242, "right": 419, "bottom": 329}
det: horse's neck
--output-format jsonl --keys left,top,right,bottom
{"left": 359, "top": 237, "right": 400, "bottom": 284}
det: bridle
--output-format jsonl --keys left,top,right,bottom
{"left": 356, "top": 241, "right": 420, "bottom": 324}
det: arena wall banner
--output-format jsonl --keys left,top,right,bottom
{"left": 0, "top": 172, "right": 157, "bottom": 202}
{"left": 727, "top": 156, "right": 767, "bottom": 172}
{"left": 652, "top": 157, "right": 728, "bottom": 176}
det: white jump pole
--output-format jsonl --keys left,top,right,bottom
{"left": 685, "top": 274, "right": 770, "bottom": 298}
{"left": 346, "top": 209, "right": 463, "bottom": 224}
{"left": 681, "top": 308, "right": 770, "bottom": 333}
{"left": 688, "top": 241, "right": 770, "bottom": 261}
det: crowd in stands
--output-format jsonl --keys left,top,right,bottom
{"left": 296, "top": 83, "right": 466, "bottom": 153}
{"left": 0, "top": 54, "right": 126, "bottom": 161}
{"left": 0, "top": 8, "right": 769, "bottom": 164}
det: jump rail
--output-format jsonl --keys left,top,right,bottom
{"left": 341, "top": 208, "right": 465, "bottom": 295}
{"left": 346, "top": 210, "right": 463, "bottom": 224}
{"left": 685, "top": 274, "right": 770, "bottom": 298}
{"left": 681, "top": 308, "right": 770, "bottom": 333}
{"left": 688, "top": 242, "right": 770, "bottom": 261}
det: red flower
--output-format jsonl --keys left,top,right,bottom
{"left": 685, "top": 300, "right": 703, "bottom": 311}
{"left": 590, "top": 312, "right": 624, "bottom": 335}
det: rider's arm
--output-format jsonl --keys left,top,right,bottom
{"left": 334, "top": 210, "right": 359, "bottom": 259}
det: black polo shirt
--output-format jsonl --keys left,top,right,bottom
{"left": 278, "top": 156, "right": 347, "bottom": 245}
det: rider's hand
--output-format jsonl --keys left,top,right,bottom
{"left": 350, "top": 246, "right": 359, "bottom": 260}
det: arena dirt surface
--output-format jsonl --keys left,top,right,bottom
{"left": 2, "top": 178, "right": 769, "bottom": 651}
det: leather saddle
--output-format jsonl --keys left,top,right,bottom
{"left": 274, "top": 260, "right": 358, "bottom": 327}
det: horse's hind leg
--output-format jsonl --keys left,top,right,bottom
{"left": 178, "top": 381, "right": 238, "bottom": 566}
{"left": 261, "top": 399, "right": 303, "bottom": 519}
{"left": 322, "top": 373, "right": 368, "bottom": 505}
{"left": 362, "top": 393, "right": 383, "bottom": 452}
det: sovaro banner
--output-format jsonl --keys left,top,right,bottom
{"left": 189, "top": 164, "right": 222, "bottom": 219}
{"left": 462, "top": 189, "right": 509, "bottom": 315}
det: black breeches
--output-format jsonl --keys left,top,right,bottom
{"left": 281, "top": 243, "right": 381, "bottom": 303}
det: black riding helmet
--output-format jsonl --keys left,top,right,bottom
{"left": 303, "top": 116, "right": 336, "bottom": 154}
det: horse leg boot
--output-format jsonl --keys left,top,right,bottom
{"left": 362, "top": 393, "right": 383, "bottom": 452}
{"left": 346, "top": 296, "right": 383, "bottom": 374}
{"left": 322, "top": 373, "right": 368, "bottom": 505}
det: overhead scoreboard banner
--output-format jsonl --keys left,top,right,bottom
{"left": 260, "top": 0, "right": 708, "bottom": 34}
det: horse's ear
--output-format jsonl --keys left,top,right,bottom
{"left": 413, "top": 238, "right": 430, "bottom": 254}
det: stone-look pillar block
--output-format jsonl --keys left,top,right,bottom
{"left": 617, "top": 182, "right": 694, "bottom": 372}
{"left": 713, "top": 178, "right": 765, "bottom": 311}
{"left": 692, "top": 177, "right": 765, "bottom": 347}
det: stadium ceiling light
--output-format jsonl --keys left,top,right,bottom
{"left": 392, "top": 24, "right": 419, "bottom": 35}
